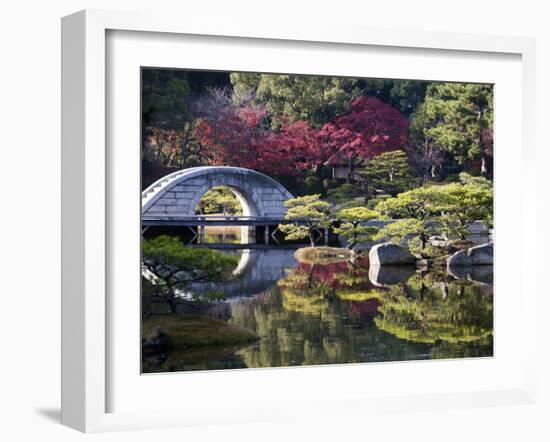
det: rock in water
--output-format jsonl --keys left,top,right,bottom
{"left": 368, "top": 242, "right": 416, "bottom": 266}
{"left": 447, "top": 242, "right": 493, "bottom": 267}
{"left": 369, "top": 264, "right": 415, "bottom": 286}
{"left": 447, "top": 265, "right": 494, "bottom": 285}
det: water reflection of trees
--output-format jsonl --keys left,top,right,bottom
{"left": 228, "top": 260, "right": 493, "bottom": 368}
{"left": 277, "top": 259, "right": 379, "bottom": 317}
{"left": 230, "top": 287, "right": 432, "bottom": 368}
{"left": 374, "top": 273, "right": 493, "bottom": 346}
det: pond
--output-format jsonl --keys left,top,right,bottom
{"left": 142, "top": 247, "right": 493, "bottom": 373}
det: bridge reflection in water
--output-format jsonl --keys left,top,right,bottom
{"left": 189, "top": 248, "right": 298, "bottom": 299}
{"left": 143, "top": 248, "right": 299, "bottom": 318}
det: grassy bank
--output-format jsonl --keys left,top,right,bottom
{"left": 294, "top": 246, "right": 354, "bottom": 264}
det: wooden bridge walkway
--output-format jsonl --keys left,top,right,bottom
{"left": 141, "top": 215, "right": 312, "bottom": 227}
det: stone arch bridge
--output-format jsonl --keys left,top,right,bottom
{"left": 142, "top": 166, "right": 294, "bottom": 218}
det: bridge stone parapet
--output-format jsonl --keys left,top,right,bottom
{"left": 142, "top": 166, "right": 294, "bottom": 218}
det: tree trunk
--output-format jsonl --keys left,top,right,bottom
{"left": 306, "top": 264, "right": 315, "bottom": 292}
{"left": 420, "top": 232, "right": 427, "bottom": 252}
{"left": 313, "top": 164, "right": 323, "bottom": 179}
{"left": 480, "top": 153, "right": 488, "bottom": 175}
{"left": 309, "top": 231, "right": 315, "bottom": 248}
{"left": 347, "top": 158, "right": 355, "bottom": 183}
{"left": 347, "top": 229, "right": 357, "bottom": 250}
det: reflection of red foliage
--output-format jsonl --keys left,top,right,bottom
{"left": 348, "top": 299, "right": 381, "bottom": 318}
{"left": 294, "top": 258, "right": 374, "bottom": 291}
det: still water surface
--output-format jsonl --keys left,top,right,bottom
{"left": 142, "top": 247, "right": 493, "bottom": 373}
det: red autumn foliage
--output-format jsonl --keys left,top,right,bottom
{"left": 322, "top": 96, "right": 409, "bottom": 168}
{"left": 194, "top": 106, "right": 299, "bottom": 175}
{"left": 267, "top": 120, "right": 331, "bottom": 173}
{"left": 194, "top": 96, "right": 409, "bottom": 177}
{"left": 271, "top": 97, "right": 409, "bottom": 173}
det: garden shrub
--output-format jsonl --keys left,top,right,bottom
{"left": 304, "top": 176, "right": 324, "bottom": 195}
{"left": 326, "top": 183, "right": 363, "bottom": 203}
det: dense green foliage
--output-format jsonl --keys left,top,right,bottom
{"left": 360, "top": 150, "right": 419, "bottom": 196}
{"left": 374, "top": 181, "right": 492, "bottom": 248}
{"left": 195, "top": 186, "right": 243, "bottom": 215}
{"left": 230, "top": 74, "right": 429, "bottom": 125}
{"left": 376, "top": 186, "right": 446, "bottom": 220}
{"left": 304, "top": 176, "right": 324, "bottom": 195}
{"left": 278, "top": 195, "right": 331, "bottom": 247}
{"left": 326, "top": 183, "right": 364, "bottom": 204}
{"left": 230, "top": 73, "right": 364, "bottom": 128}
{"left": 142, "top": 236, "right": 238, "bottom": 292}
{"left": 334, "top": 207, "right": 379, "bottom": 248}
{"left": 142, "top": 69, "right": 191, "bottom": 129}
{"left": 458, "top": 171, "right": 493, "bottom": 189}
{"left": 436, "top": 183, "right": 493, "bottom": 237}
{"left": 410, "top": 83, "right": 493, "bottom": 177}
{"left": 374, "top": 218, "right": 427, "bottom": 246}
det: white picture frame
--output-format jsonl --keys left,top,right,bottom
{"left": 61, "top": 9, "right": 537, "bottom": 433}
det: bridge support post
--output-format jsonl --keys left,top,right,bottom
{"left": 187, "top": 226, "right": 198, "bottom": 244}
{"left": 240, "top": 226, "right": 254, "bottom": 245}
{"left": 199, "top": 224, "right": 205, "bottom": 244}
{"left": 324, "top": 227, "right": 329, "bottom": 246}
{"left": 264, "top": 225, "right": 270, "bottom": 245}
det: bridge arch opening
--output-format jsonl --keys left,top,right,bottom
{"left": 194, "top": 185, "right": 257, "bottom": 244}
{"left": 194, "top": 185, "right": 257, "bottom": 217}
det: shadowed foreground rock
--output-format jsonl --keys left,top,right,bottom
{"left": 447, "top": 242, "right": 493, "bottom": 267}
{"left": 368, "top": 242, "right": 416, "bottom": 266}
{"left": 142, "top": 326, "right": 174, "bottom": 353}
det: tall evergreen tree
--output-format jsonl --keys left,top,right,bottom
{"left": 416, "top": 83, "right": 493, "bottom": 176}
{"left": 230, "top": 73, "right": 364, "bottom": 127}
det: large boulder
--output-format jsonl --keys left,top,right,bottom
{"left": 447, "top": 242, "right": 493, "bottom": 267}
{"left": 368, "top": 243, "right": 416, "bottom": 266}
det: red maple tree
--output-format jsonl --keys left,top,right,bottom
{"left": 322, "top": 96, "right": 409, "bottom": 178}
{"left": 194, "top": 106, "right": 299, "bottom": 176}
{"left": 266, "top": 120, "right": 327, "bottom": 174}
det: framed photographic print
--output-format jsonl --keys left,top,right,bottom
{"left": 61, "top": 9, "right": 537, "bottom": 432}
{"left": 140, "top": 67, "right": 494, "bottom": 374}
